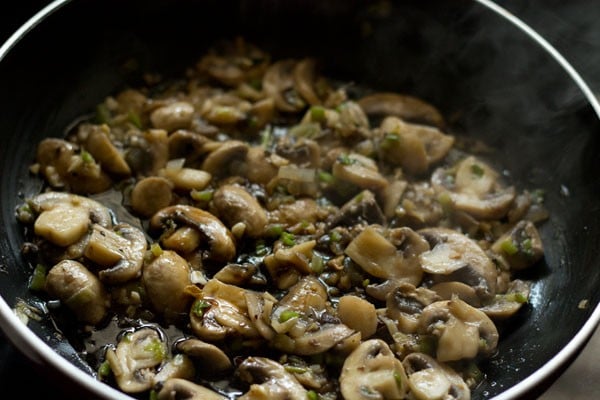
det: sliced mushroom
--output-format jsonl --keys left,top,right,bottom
{"left": 491, "top": 220, "right": 544, "bottom": 270}
{"left": 29, "top": 191, "right": 113, "bottom": 246}
{"left": 154, "top": 354, "right": 196, "bottom": 385}
{"left": 85, "top": 124, "right": 131, "bottom": 176}
{"left": 430, "top": 281, "right": 481, "bottom": 307}
{"left": 35, "top": 138, "right": 112, "bottom": 194}
{"left": 190, "top": 279, "right": 260, "bottom": 341}
{"left": 419, "top": 227, "right": 497, "bottom": 301}
{"left": 130, "top": 176, "right": 173, "bottom": 218}
{"left": 345, "top": 225, "right": 428, "bottom": 285}
{"left": 160, "top": 164, "right": 212, "bottom": 192}
{"left": 201, "top": 140, "right": 249, "bottom": 177}
{"left": 157, "top": 378, "right": 227, "bottom": 400}
{"left": 339, "top": 339, "right": 408, "bottom": 400}
{"left": 379, "top": 116, "right": 454, "bottom": 175}
{"left": 292, "top": 58, "right": 327, "bottom": 106}
{"left": 212, "top": 184, "right": 268, "bottom": 238}
{"left": 332, "top": 152, "right": 388, "bottom": 191}
{"left": 142, "top": 250, "right": 193, "bottom": 320}
{"left": 418, "top": 299, "right": 499, "bottom": 362}
{"left": 245, "top": 290, "right": 277, "bottom": 341}
{"left": 168, "top": 130, "right": 212, "bottom": 164}
{"left": 241, "top": 146, "right": 280, "bottom": 184}
{"left": 45, "top": 259, "right": 110, "bottom": 325}
{"left": 237, "top": 357, "right": 307, "bottom": 400}
{"left": 214, "top": 263, "right": 267, "bottom": 286}
{"left": 431, "top": 155, "right": 516, "bottom": 220}
{"left": 385, "top": 283, "right": 440, "bottom": 334}
{"left": 337, "top": 295, "right": 378, "bottom": 339}
{"left": 150, "top": 205, "right": 236, "bottom": 263}
{"left": 175, "top": 338, "right": 232, "bottom": 373}
{"left": 84, "top": 223, "right": 147, "bottom": 284}
{"left": 150, "top": 101, "right": 195, "bottom": 132}
{"left": 328, "top": 190, "right": 386, "bottom": 228}
{"left": 358, "top": 92, "right": 445, "bottom": 128}
{"left": 263, "top": 59, "right": 306, "bottom": 113}
{"left": 402, "top": 352, "right": 470, "bottom": 400}
{"left": 480, "top": 279, "right": 531, "bottom": 319}
{"left": 105, "top": 327, "right": 167, "bottom": 393}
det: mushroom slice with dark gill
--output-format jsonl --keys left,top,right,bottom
{"left": 339, "top": 339, "right": 408, "bottom": 400}
{"left": 431, "top": 155, "right": 516, "bottom": 220}
{"left": 345, "top": 225, "right": 429, "bottom": 286}
{"left": 105, "top": 327, "right": 168, "bottom": 393}
{"left": 378, "top": 116, "right": 454, "bottom": 176}
{"left": 418, "top": 227, "right": 497, "bottom": 302}
{"left": 358, "top": 92, "right": 446, "bottom": 128}
{"left": 236, "top": 357, "right": 308, "bottom": 400}
{"left": 403, "top": 352, "right": 470, "bottom": 400}
{"left": 84, "top": 222, "right": 147, "bottom": 284}
{"left": 175, "top": 337, "right": 232, "bottom": 373}
{"left": 418, "top": 299, "right": 499, "bottom": 362}
{"left": 157, "top": 378, "right": 227, "bottom": 400}
{"left": 212, "top": 184, "right": 268, "bottom": 238}
{"left": 150, "top": 205, "right": 236, "bottom": 263}
{"left": 491, "top": 220, "right": 544, "bottom": 270}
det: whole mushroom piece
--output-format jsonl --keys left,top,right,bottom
{"left": 339, "top": 339, "right": 408, "bottom": 400}
{"left": 402, "top": 352, "right": 470, "bottom": 400}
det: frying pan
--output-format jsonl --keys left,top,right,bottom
{"left": 0, "top": 0, "right": 599, "bottom": 399}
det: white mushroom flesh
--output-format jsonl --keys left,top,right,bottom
{"left": 16, "top": 38, "right": 550, "bottom": 400}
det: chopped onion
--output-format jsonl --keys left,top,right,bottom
{"left": 166, "top": 158, "right": 186, "bottom": 171}
{"left": 278, "top": 165, "right": 316, "bottom": 182}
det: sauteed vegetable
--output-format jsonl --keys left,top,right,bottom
{"left": 15, "top": 38, "right": 548, "bottom": 400}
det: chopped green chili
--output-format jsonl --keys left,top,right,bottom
{"left": 280, "top": 231, "right": 296, "bottom": 246}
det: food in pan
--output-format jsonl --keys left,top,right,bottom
{"left": 16, "top": 38, "right": 548, "bottom": 399}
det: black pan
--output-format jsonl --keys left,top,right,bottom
{"left": 1, "top": 0, "right": 599, "bottom": 399}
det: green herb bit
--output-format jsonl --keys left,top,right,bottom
{"left": 465, "top": 361, "right": 484, "bottom": 383}
{"left": 329, "top": 230, "right": 342, "bottom": 242}
{"left": 285, "top": 365, "right": 308, "bottom": 374}
{"left": 307, "top": 390, "right": 319, "bottom": 400}
{"left": 192, "top": 299, "right": 211, "bottom": 318}
{"left": 128, "top": 110, "right": 143, "bottom": 129}
{"left": 279, "top": 309, "right": 300, "bottom": 322}
{"left": 470, "top": 163, "right": 485, "bottom": 177}
{"left": 28, "top": 264, "right": 47, "bottom": 291}
{"left": 394, "top": 371, "right": 405, "bottom": 390}
{"left": 144, "top": 339, "right": 166, "bottom": 362}
{"left": 318, "top": 170, "right": 335, "bottom": 184}
{"left": 522, "top": 237, "right": 533, "bottom": 253}
{"left": 362, "top": 278, "right": 370, "bottom": 288}
{"left": 266, "top": 224, "right": 284, "bottom": 238}
{"left": 506, "top": 292, "right": 528, "bottom": 303}
{"left": 255, "top": 241, "right": 269, "bottom": 257}
{"left": 500, "top": 239, "right": 519, "bottom": 256}
{"left": 479, "top": 338, "right": 488, "bottom": 351}
{"left": 531, "top": 188, "right": 545, "bottom": 204}
{"left": 310, "top": 105, "right": 326, "bottom": 123}
{"left": 310, "top": 253, "right": 325, "bottom": 274}
{"left": 289, "top": 122, "right": 321, "bottom": 138}
{"left": 80, "top": 149, "right": 95, "bottom": 164}
{"left": 97, "top": 360, "right": 111, "bottom": 378}
{"left": 418, "top": 335, "right": 436, "bottom": 355}
{"left": 149, "top": 390, "right": 158, "bottom": 400}
{"left": 280, "top": 231, "right": 296, "bottom": 246}
{"left": 150, "top": 242, "right": 163, "bottom": 257}
{"left": 337, "top": 153, "right": 353, "bottom": 165}
{"left": 190, "top": 189, "right": 214, "bottom": 202}
{"left": 260, "top": 126, "right": 273, "bottom": 147}
{"left": 380, "top": 133, "right": 400, "bottom": 150}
